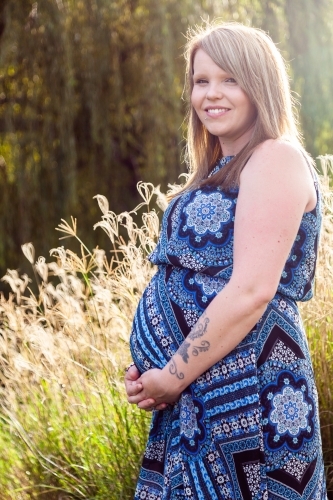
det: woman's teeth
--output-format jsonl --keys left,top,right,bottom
{"left": 208, "top": 108, "right": 228, "bottom": 114}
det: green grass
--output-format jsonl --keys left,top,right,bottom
{"left": 0, "top": 379, "right": 149, "bottom": 499}
{"left": 307, "top": 322, "right": 333, "bottom": 494}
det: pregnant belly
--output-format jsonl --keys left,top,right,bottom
{"left": 129, "top": 265, "right": 228, "bottom": 374}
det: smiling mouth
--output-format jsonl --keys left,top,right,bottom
{"left": 205, "top": 108, "right": 230, "bottom": 115}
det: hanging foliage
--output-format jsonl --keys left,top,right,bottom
{"left": 0, "top": 0, "right": 332, "bottom": 280}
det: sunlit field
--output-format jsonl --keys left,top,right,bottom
{"left": 0, "top": 161, "right": 332, "bottom": 499}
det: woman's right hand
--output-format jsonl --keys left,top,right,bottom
{"left": 125, "top": 364, "right": 168, "bottom": 411}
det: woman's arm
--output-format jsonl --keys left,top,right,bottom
{"left": 128, "top": 140, "right": 317, "bottom": 407}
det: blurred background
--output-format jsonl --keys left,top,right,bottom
{"left": 1, "top": 3, "right": 333, "bottom": 497}
{"left": 0, "top": 0, "right": 333, "bottom": 282}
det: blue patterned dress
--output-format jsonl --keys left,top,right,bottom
{"left": 130, "top": 155, "right": 327, "bottom": 500}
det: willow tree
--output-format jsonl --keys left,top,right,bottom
{"left": 0, "top": 0, "right": 191, "bottom": 274}
{"left": 0, "top": 0, "right": 333, "bottom": 279}
{"left": 284, "top": 0, "right": 333, "bottom": 157}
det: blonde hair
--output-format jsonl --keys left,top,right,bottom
{"left": 178, "top": 22, "right": 310, "bottom": 194}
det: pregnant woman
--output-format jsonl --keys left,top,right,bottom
{"left": 125, "top": 22, "right": 327, "bottom": 500}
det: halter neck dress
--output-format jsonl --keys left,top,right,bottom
{"left": 130, "top": 155, "right": 327, "bottom": 500}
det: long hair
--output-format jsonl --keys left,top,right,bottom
{"left": 176, "top": 22, "right": 310, "bottom": 195}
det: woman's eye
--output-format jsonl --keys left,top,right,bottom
{"left": 225, "top": 77, "right": 237, "bottom": 83}
{"left": 194, "top": 79, "right": 208, "bottom": 84}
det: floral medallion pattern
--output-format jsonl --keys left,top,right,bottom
{"left": 262, "top": 370, "right": 315, "bottom": 453}
{"left": 179, "top": 388, "right": 209, "bottom": 457}
{"left": 270, "top": 386, "right": 309, "bottom": 436}
{"left": 184, "top": 192, "right": 232, "bottom": 235}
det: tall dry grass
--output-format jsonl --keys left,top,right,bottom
{"left": 299, "top": 155, "right": 333, "bottom": 492}
{"left": 0, "top": 182, "right": 165, "bottom": 499}
{"left": 0, "top": 159, "right": 331, "bottom": 498}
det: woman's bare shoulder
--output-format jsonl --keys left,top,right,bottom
{"left": 240, "top": 139, "right": 316, "bottom": 212}
{"left": 253, "top": 138, "right": 306, "bottom": 161}
{"left": 243, "top": 139, "right": 309, "bottom": 179}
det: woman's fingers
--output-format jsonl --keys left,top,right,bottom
{"left": 125, "top": 365, "right": 172, "bottom": 411}
{"left": 125, "top": 364, "right": 141, "bottom": 381}
{"left": 125, "top": 381, "right": 142, "bottom": 396}
{"left": 138, "top": 402, "right": 171, "bottom": 412}
{"left": 125, "top": 364, "right": 143, "bottom": 398}
{"left": 126, "top": 381, "right": 143, "bottom": 399}
{"left": 127, "top": 390, "right": 155, "bottom": 404}
{"left": 137, "top": 398, "right": 156, "bottom": 410}
{"left": 154, "top": 403, "right": 169, "bottom": 411}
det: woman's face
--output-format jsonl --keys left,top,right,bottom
{"left": 191, "top": 49, "right": 257, "bottom": 155}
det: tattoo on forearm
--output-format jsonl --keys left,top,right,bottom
{"left": 192, "top": 340, "right": 210, "bottom": 356}
{"left": 172, "top": 313, "right": 211, "bottom": 377}
{"left": 169, "top": 358, "right": 184, "bottom": 380}
{"left": 178, "top": 341, "right": 191, "bottom": 363}
{"left": 188, "top": 312, "right": 210, "bottom": 340}
{"left": 177, "top": 337, "right": 210, "bottom": 367}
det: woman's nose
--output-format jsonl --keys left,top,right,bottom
{"left": 206, "top": 85, "right": 223, "bottom": 100}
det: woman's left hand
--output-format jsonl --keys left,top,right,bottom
{"left": 125, "top": 365, "right": 169, "bottom": 411}
{"left": 133, "top": 368, "right": 181, "bottom": 409}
